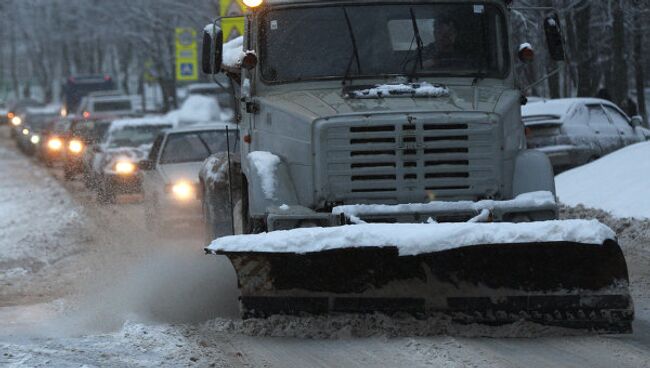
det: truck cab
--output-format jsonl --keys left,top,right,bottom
{"left": 203, "top": 0, "right": 564, "bottom": 232}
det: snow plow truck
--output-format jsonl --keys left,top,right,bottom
{"left": 199, "top": 0, "right": 633, "bottom": 333}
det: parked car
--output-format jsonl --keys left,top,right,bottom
{"left": 15, "top": 106, "right": 59, "bottom": 156}
{"left": 140, "top": 123, "right": 238, "bottom": 231}
{"left": 91, "top": 116, "right": 173, "bottom": 204}
{"left": 523, "top": 98, "right": 648, "bottom": 172}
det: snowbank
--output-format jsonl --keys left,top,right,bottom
{"left": 556, "top": 142, "right": 650, "bottom": 219}
{"left": 165, "top": 95, "right": 222, "bottom": 126}
{"left": 207, "top": 219, "right": 615, "bottom": 256}
{"left": 346, "top": 82, "right": 449, "bottom": 99}
{"left": 248, "top": 151, "right": 280, "bottom": 200}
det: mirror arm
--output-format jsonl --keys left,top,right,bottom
{"left": 522, "top": 63, "right": 563, "bottom": 93}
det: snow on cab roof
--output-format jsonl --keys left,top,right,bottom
{"left": 109, "top": 115, "right": 173, "bottom": 133}
{"left": 522, "top": 98, "right": 610, "bottom": 118}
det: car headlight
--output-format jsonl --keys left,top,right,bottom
{"left": 11, "top": 116, "right": 22, "bottom": 126}
{"left": 31, "top": 135, "right": 40, "bottom": 144}
{"left": 47, "top": 137, "right": 63, "bottom": 151}
{"left": 68, "top": 139, "right": 84, "bottom": 154}
{"left": 22, "top": 128, "right": 30, "bottom": 136}
{"left": 115, "top": 160, "right": 136, "bottom": 175}
{"left": 171, "top": 181, "right": 195, "bottom": 201}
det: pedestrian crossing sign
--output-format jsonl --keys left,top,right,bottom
{"left": 175, "top": 28, "right": 199, "bottom": 81}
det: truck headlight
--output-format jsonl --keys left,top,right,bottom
{"left": 115, "top": 160, "right": 136, "bottom": 175}
{"left": 47, "top": 137, "right": 63, "bottom": 151}
{"left": 68, "top": 139, "right": 84, "bottom": 154}
{"left": 171, "top": 181, "right": 195, "bottom": 201}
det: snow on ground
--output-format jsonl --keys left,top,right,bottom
{"left": 556, "top": 141, "right": 650, "bottom": 219}
{"left": 165, "top": 95, "right": 223, "bottom": 126}
{"left": 208, "top": 219, "right": 614, "bottom": 255}
{"left": 0, "top": 143, "right": 88, "bottom": 305}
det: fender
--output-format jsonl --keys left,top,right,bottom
{"left": 512, "top": 149, "right": 556, "bottom": 197}
{"left": 246, "top": 153, "right": 300, "bottom": 216}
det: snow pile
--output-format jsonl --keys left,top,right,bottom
{"left": 333, "top": 191, "right": 556, "bottom": 218}
{"left": 207, "top": 219, "right": 615, "bottom": 256}
{"left": 556, "top": 141, "right": 650, "bottom": 219}
{"left": 346, "top": 82, "right": 449, "bottom": 99}
{"left": 166, "top": 95, "right": 222, "bottom": 126}
{"left": 222, "top": 36, "right": 244, "bottom": 69}
{"left": 248, "top": 151, "right": 281, "bottom": 200}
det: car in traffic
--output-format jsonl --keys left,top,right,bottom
{"left": 76, "top": 92, "right": 139, "bottom": 119}
{"left": 15, "top": 106, "right": 60, "bottom": 156}
{"left": 140, "top": 123, "right": 238, "bottom": 231}
{"left": 37, "top": 117, "right": 71, "bottom": 166}
{"left": 523, "top": 98, "right": 649, "bottom": 172}
{"left": 62, "top": 74, "right": 116, "bottom": 116}
{"left": 63, "top": 117, "right": 114, "bottom": 180}
{"left": 90, "top": 116, "right": 173, "bottom": 204}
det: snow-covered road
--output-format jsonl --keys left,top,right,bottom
{"left": 1, "top": 125, "right": 650, "bottom": 367}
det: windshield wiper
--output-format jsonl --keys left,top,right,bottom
{"left": 341, "top": 7, "right": 362, "bottom": 90}
{"left": 408, "top": 8, "right": 424, "bottom": 80}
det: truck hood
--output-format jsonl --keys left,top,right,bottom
{"left": 263, "top": 85, "right": 506, "bottom": 118}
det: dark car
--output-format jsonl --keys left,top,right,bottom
{"left": 63, "top": 116, "right": 114, "bottom": 180}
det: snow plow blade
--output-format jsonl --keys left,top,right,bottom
{"left": 215, "top": 240, "right": 633, "bottom": 333}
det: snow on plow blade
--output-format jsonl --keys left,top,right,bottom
{"left": 207, "top": 222, "right": 633, "bottom": 333}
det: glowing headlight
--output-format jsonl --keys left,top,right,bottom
{"left": 47, "top": 137, "right": 63, "bottom": 151}
{"left": 60, "top": 107, "right": 67, "bottom": 117}
{"left": 68, "top": 139, "right": 84, "bottom": 154}
{"left": 243, "top": 0, "right": 263, "bottom": 7}
{"left": 22, "top": 128, "right": 30, "bottom": 136}
{"left": 31, "top": 135, "right": 40, "bottom": 144}
{"left": 11, "top": 116, "right": 22, "bottom": 126}
{"left": 171, "top": 181, "right": 195, "bottom": 200}
{"left": 115, "top": 160, "right": 136, "bottom": 175}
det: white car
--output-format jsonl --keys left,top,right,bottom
{"left": 523, "top": 98, "right": 648, "bottom": 172}
{"left": 141, "top": 123, "right": 238, "bottom": 230}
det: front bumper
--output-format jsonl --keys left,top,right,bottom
{"left": 104, "top": 174, "right": 142, "bottom": 194}
{"left": 265, "top": 192, "right": 559, "bottom": 231}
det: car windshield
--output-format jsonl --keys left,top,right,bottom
{"left": 108, "top": 125, "right": 171, "bottom": 148}
{"left": 159, "top": 130, "right": 238, "bottom": 164}
{"left": 93, "top": 100, "right": 132, "bottom": 112}
{"left": 261, "top": 4, "right": 509, "bottom": 83}
{"left": 73, "top": 121, "right": 112, "bottom": 142}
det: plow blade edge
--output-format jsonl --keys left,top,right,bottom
{"left": 218, "top": 240, "right": 633, "bottom": 333}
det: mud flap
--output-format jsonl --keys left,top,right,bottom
{"left": 216, "top": 240, "right": 633, "bottom": 334}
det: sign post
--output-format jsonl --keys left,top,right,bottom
{"left": 175, "top": 28, "right": 199, "bottom": 82}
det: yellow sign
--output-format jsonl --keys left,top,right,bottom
{"left": 220, "top": 0, "right": 246, "bottom": 42}
{"left": 175, "top": 28, "right": 199, "bottom": 82}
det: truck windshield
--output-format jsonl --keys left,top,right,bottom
{"left": 261, "top": 4, "right": 509, "bottom": 83}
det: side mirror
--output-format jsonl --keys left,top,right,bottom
{"left": 544, "top": 14, "right": 565, "bottom": 62}
{"left": 139, "top": 160, "right": 154, "bottom": 171}
{"left": 630, "top": 115, "right": 643, "bottom": 128}
{"left": 202, "top": 24, "right": 224, "bottom": 74}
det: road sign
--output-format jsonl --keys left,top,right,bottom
{"left": 220, "top": 0, "right": 246, "bottom": 42}
{"left": 175, "top": 28, "right": 199, "bottom": 82}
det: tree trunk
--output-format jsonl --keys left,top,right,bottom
{"left": 575, "top": 1, "right": 594, "bottom": 97}
{"left": 611, "top": 0, "right": 628, "bottom": 105}
{"left": 633, "top": 0, "right": 647, "bottom": 122}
